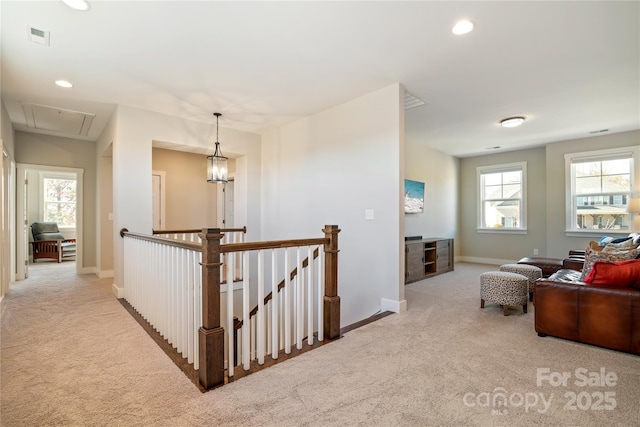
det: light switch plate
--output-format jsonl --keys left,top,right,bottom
{"left": 365, "top": 209, "right": 374, "bottom": 220}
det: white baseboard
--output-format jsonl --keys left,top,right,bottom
{"left": 98, "top": 270, "right": 114, "bottom": 279}
{"left": 112, "top": 284, "right": 124, "bottom": 299}
{"left": 457, "top": 256, "right": 518, "bottom": 266}
{"left": 381, "top": 298, "right": 407, "bottom": 313}
{"left": 78, "top": 266, "right": 97, "bottom": 275}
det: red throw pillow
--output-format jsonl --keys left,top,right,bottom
{"left": 584, "top": 259, "right": 640, "bottom": 289}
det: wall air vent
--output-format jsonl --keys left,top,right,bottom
{"left": 404, "top": 92, "right": 427, "bottom": 110}
{"left": 27, "top": 26, "right": 50, "bottom": 46}
{"left": 22, "top": 103, "right": 95, "bottom": 136}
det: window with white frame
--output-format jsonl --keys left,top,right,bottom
{"left": 41, "top": 173, "right": 77, "bottom": 227}
{"left": 477, "top": 162, "right": 527, "bottom": 232}
{"left": 565, "top": 147, "right": 638, "bottom": 233}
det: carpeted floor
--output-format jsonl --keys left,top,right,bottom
{"left": 1, "top": 262, "right": 639, "bottom": 426}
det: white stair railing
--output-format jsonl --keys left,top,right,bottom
{"left": 228, "top": 245, "right": 325, "bottom": 377}
{"left": 123, "top": 235, "right": 202, "bottom": 369}
{"left": 121, "top": 225, "right": 340, "bottom": 391}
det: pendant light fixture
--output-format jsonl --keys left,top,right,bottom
{"left": 207, "top": 112, "right": 228, "bottom": 184}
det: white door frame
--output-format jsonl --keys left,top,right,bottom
{"left": 217, "top": 176, "right": 234, "bottom": 228}
{"left": 16, "top": 163, "right": 83, "bottom": 280}
{"left": 152, "top": 170, "right": 166, "bottom": 230}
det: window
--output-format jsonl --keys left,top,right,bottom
{"left": 42, "top": 174, "right": 77, "bottom": 227}
{"left": 566, "top": 147, "right": 638, "bottom": 233}
{"left": 477, "top": 162, "right": 527, "bottom": 232}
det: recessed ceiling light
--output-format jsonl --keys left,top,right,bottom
{"left": 500, "top": 117, "right": 526, "bottom": 128}
{"left": 55, "top": 80, "right": 74, "bottom": 88}
{"left": 62, "top": 0, "right": 90, "bottom": 11}
{"left": 452, "top": 20, "right": 474, "bottom": 35}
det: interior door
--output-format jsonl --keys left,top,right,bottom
{"left": 224, "top": 180, "right": 234, "bottom": 228}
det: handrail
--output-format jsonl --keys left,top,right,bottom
{"left": 120, "top": 228, "right": 201, "bottom": 251}
{"left": 222, "top": 238, "right": 328, "bottom": 253}
{"left": 152, "top": 226, "right": 247, "bottom": 235}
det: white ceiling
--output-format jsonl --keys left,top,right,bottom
{"left": 2, "top": 1, "right": 639, "bottom": 157}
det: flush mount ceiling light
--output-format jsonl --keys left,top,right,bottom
{"left": 452, "top": 20, "right": 474, "bottom": 35}
{"left": 62, "top": 0, "right": 90, "bottom": 11}
{"left": 500, "top": 116, "right": 526, "bottom": 128}
{"left": 55, "top": 80, "right": 73, "bottom": 88}
{"left": 207, "top": 113, "right": 228, "bottom": 184}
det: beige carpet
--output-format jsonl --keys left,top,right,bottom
{"left": 1, "top": 262, "right": 639, "bottom": 426}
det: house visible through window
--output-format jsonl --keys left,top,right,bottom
{"left": 566, "top": 148, "right": 636, "bottom": 232}
{"left": 43, "top": 176, "right": 76, "bottom": 227}
{"left": 477, "top": 162, "right": 527, "bottom": 232}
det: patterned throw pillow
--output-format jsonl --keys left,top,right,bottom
{"left": 603, "top": 240, "right": 640, "bottom": 253}
{"left": 603, "top": 237, "right": 635, "bottom": 251}
{"left": 579, "top": 246, "right": 640, "bottom": 282}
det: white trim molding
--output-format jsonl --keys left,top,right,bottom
{"left": 381, "top": 298, "right": 407, "bottom": 313}
{"left": 98, "top": 269, "right": 114, "bottom": 279}
{"left": 564, "top": 146, "right": 640, "bottom": 235}
{"left": 112, "top": 283, "right": 124, "bottom": 299}
{"left": 476, "top": 161, "right": 528, "bottom": 233}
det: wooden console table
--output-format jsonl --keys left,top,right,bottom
{"left": 405, "top": 238, "right": 454, "bottom": 284}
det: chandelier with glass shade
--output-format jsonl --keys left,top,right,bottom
{"left": 207, "top": 112, "right": 228, "bottom": 184}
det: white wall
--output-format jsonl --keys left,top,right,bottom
{"left": 0, "top": 99, "right": 16, "bottom": 298}
{"left": 96, "top": 110, "right": 116, "bottom": 278}
{"left": 459, "top": 147, "right": 547, "bottom": 264}
{"left": 404, "top": 142, "right": 458, "bottom": 249}
{"left": 261, "top": 84, "right": 405, "bottom": 326}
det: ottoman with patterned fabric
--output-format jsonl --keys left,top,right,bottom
{"left": 480, "top": 271, "right": 529, "bottom": 316}
{"left": 499, "top": 263, "right": 543, "bottom": 301}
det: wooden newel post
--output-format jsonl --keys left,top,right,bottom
{"left": 323, "top": 225, "right": 341, "bottom": 339}
{"left": 198, "top": 228, "right": 225, "bottom": 389}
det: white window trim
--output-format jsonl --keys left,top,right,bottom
{"left": 564, "top": 146, "right": 639, "bottom": 235}
{"left": 39, "top": 171, "right": 78, "bottom": 228}
{"left": 476, "top": 161, "right": 528, "bottom": 234}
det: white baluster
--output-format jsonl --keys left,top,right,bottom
{"left": 242, "top": 251, "right": 250, "bottom": 370}
{"left": 266, "top": 301, "right": 272, "bottom": 356}
{"left": 307, "top": 246, "right": 314, "bottom": 345}
{"left": 257, "top": 250, "right": 265, "bottom": 365}
{"left": 227, "top": 250, "right": 235, "bottom": 376}
{"left": 296, "top": 247, "right": 303, "bottom": 350}
{"left": 194, "top": 251, "right": 202, "bottom": 370}
{"left": 318, "top": 247, "right": 324, "bottom": 341}
{"left": 271, "top": 249, "right": 279, "bottom": 359}
{"left": 284, "top": 248, "right": 291, "bottom": 354}
{"left": 187, "top": 250, "right": 195, "bottom": 364}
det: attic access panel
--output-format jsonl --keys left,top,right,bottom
{"left": 22, "top": 103, "right": 95, "bottom": 136}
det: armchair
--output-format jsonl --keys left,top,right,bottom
{"left": 31, "top": 222, "right": 76, "bottom": 263}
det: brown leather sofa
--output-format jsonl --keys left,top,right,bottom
{"left": 534, "top": 268, "right": 640, "bottom": 355}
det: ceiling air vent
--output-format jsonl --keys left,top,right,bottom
{"left": 404, "top": 92, "right": 426, "bottom": 110}
{"left": 22, "top": 103, "right": 95, "bottom": 136}
{"left": 27, "top": 26, "right": 50, "bottom": 46}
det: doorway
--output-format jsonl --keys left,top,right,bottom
{"left": 15, "top": 163, "right": 83, "bottom": 281}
